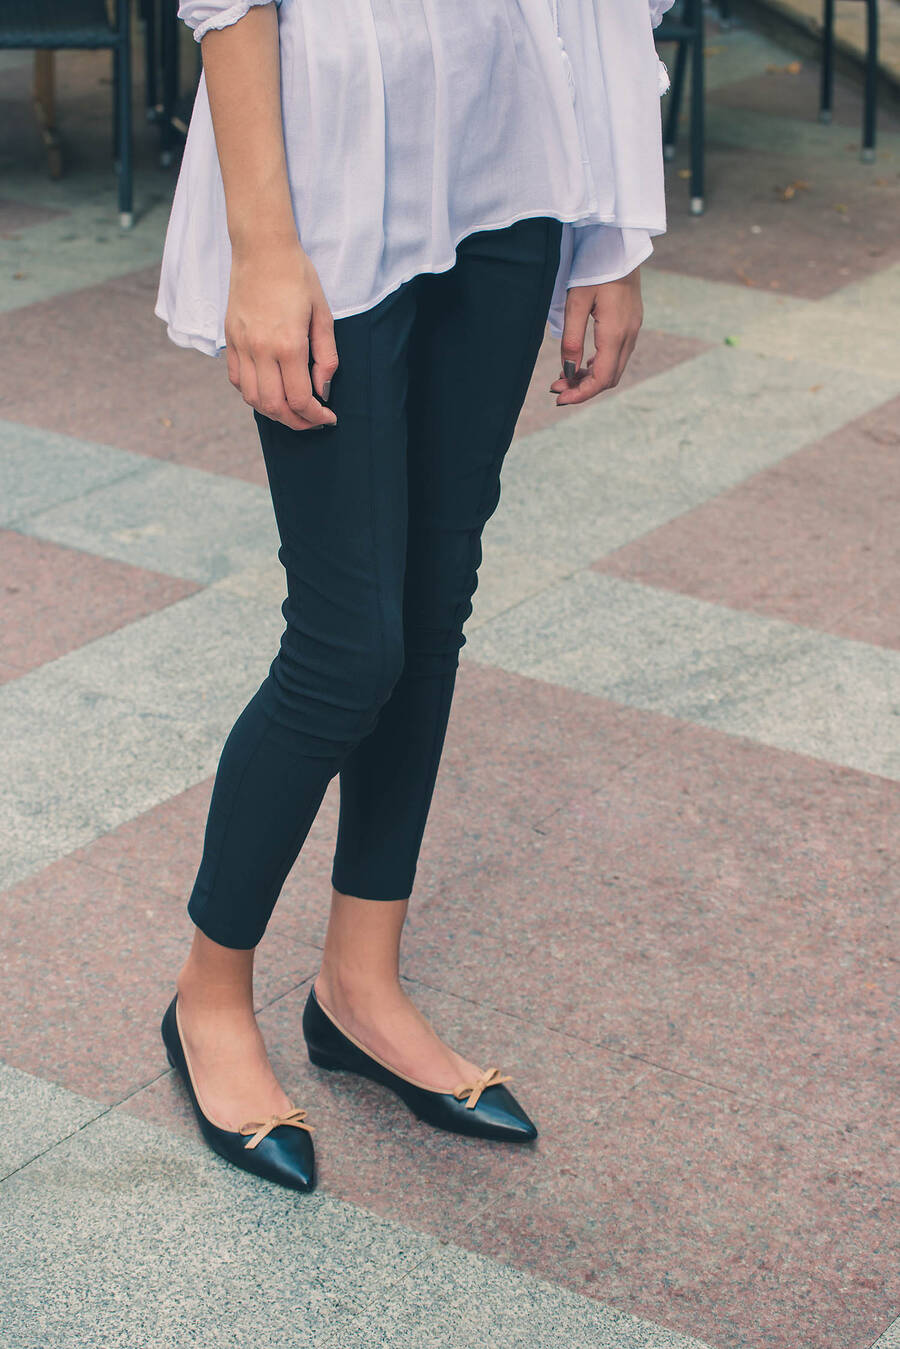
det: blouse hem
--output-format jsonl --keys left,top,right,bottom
{"left": 157, "top": 207, "right": 666, "bottom": 357}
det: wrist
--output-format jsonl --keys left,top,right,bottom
{"left": 229, "top": 220, "right": 301, "bottom": 259}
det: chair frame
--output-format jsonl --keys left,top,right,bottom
{"left": 0, "top": 0, "right": 133, "bottom": 226}
{"left": 656, "top": 0, "right": 707, "bottom": 215}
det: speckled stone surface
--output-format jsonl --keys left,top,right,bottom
{"left": 0, "top": 531, "right": 199, "bottom": 675}
{"left": 17, "top": 458, "right": 279, "bottom": 583}
{"left": 0, "top": 1062, "right": 105, "bottom": 1179}
{"left": 1, "top": 1074, "right": 714, "bottom": 1349}
{"left": 0, "top": 419, "right": 145, "bottom": 528}
{"left": 463, "top": 571, "right": 900, "bottom": 782}
{"left": 594, "top": 393, "right": 900, "bottom": 648}
{"left": 2, "top": 20, "right": 900, "bottom": 1349}
{"left": 0, "top": 857, "right": 322, "bottom": 1099}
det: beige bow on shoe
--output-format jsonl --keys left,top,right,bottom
{"left": 452, "top": 1067, "right": 511, "bottom": 1110}
{"left": 238, "top": 1107, "right": 314, "bottom": 1149}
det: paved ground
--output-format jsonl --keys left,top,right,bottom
{"left": 0, "top": 14, "right": 898, "bottom": 1349}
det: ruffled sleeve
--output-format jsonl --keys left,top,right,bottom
{"left": 546, "top": 225, "right": 653, "bottom": 339}
{"left": 177, "top": 0, "right": 281, "bottom": 43}
{"left": 648, "top": 0, "right": 677, "bottom": 25}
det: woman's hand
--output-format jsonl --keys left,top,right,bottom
{"left": 200, "top": 4, "right": 335, "bottom": 432}
{"left": 550, "top": 267, "right": 643, "bottom": 406}
{"left": 225, "top": 235, "right": 338, "bottom": 431}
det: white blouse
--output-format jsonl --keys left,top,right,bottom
{"left": 155, "top": 0, "right": 675, "bottom": 357}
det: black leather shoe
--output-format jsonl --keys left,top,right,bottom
{"left": 302, "top": 985, "right": 537, "bottom": 1143}
{"left": 161, "top": 993, "right": 316, "bottom": 1192}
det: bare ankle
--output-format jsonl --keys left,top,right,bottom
{"left": 315, "top": 963, "right": 400, "bottom": 1012}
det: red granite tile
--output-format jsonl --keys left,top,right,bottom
{"left": 75, "top": 774, "right": 342, "bottom": 950}
{"left": 0, "top": 531, "right": 200, "bottom": 675}
{"left": 404, "top": 718, "right": 900, "bottom": 1136}
{"left": 472, "top": 1067, "right": 899, "bottom": 1349}
{"left": 0, "top": 266, "right": 269, "bottom": 486}
{"left": 0, "top": 198, "right": 68, "bottom": 234}
{"left": 121, "top": 975, "right": 646, "bottom": 1235}
{"left": 0, "top": 857, "right": 321, "bottom": 1101}
{"left": 120, "top": 977, "right": 896, "bottom": 1349}
{"left": 74, "top": 663, "right": 685, "bottom": 948}
{"left": 593, "top": 395, "right": 900, "bottom": 648}
{"left": 517, "top": 327, "right": 710, "bottom": 439}
{"left": 655, "top": 144, "right": 900, "bottom": 297}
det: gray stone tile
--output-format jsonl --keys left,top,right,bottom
{"left": 338, "top": 1244, "right": 716, "bottom": 1349}
{"left": 488, "top": 346, "right": 897, "bottom": 570}
{"left": 0, "top": 187, "right": 171, "bottom": 314}
{"left": 467, "top": 539, "right": 572, "bottom": 631}
{"left": 641, "top": 264, "right": 810, "bottom": 342}
{"left": 464, "top": 572, "right": 900, "bottom": 781}
{"left": 0, "top": 1105, "right": 436, "bottom": 1348}
{"left": 0, "top": 1078, "right": 713, "bottom": 1349}
{"left": 56, "top": 585, "right": 283, "bottom": 731}
{"left": 694, "top": 25, "right": 799, "bottom": 93}
{"left": 20, "top": 458, "right": 279, "bottom": 583}
{"left": 707, "top": 104, "right": 900, "bottom": 159}
{"left": 871, "top": 1318, "right": 900, "bottom": 1349}
{"left": 738, "top": 262, "right": 900, "bottom": 377}
{"left": 0, "top": 1062, "right": 105, "bottom": 1180}
{"left": 0, "top": 419, "right": 145, "bottom": 526}
{"left": 0, "top": 667, "right": 220, "bottom": 891}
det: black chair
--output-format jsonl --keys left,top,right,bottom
{"left": 139, "top": 0, "right": 201, "bottom": 167}
{"left": 656, "top": 0, "right": 706, "bottom": 214}
{"left": 821, "top": 0, "right": 878, "bottom": 160}
{"left": 0, "top": 0, "right": 133, "bottom": 226}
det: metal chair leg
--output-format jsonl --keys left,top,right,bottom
{"left": 820, "top": 0, "right": 835, "bottom": 123}
{"left": 690, "top": 0, "right": 705, "bottom": 214}
{"left": 117, "top": 0, "right": 134, "bottom": 228}
{"left": 143, "top": 0, "right": 159, "bottom": 123}
{"left": 161, "top": 0, "right": 179, "bottom": 167}
{"left": 664, "top": 38, "right": 689, "bottom": 159}
{"left": 861, "top": 0, "right": 878, "bottom": 161}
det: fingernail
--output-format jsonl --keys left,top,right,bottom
{"left": 563, "top": 360, "right": 576, "bottom": 380}
{"left": 322, "top": 379, "right": 332, "bottom": 402}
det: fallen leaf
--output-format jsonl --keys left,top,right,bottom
{"left": 678, "top": 168, "right": 691, "bottom": 179}
{"left": 161, "top": 417, "right": 173, "bottom": 429}
{"left": 735, "top": 269, "right": 756, "bottom": 288}
{"left": 833, "top": 202, "right": 848, "bottom": 213}
{"left": 809, "top": 384, "right": 823, "bottom": 393}
{"left": 724, "top": 335, "right": 740, "bottom": 346}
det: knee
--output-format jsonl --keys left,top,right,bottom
{"left": 355, "top": 629, "right": 405, "bottom": 716}
{"left": 264, "top": 606, "right": 405, "bottom": 742}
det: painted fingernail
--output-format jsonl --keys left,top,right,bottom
{"left": 563, "top": 360, "right": 576, "bottom": 380}
{"left": 322, "top": 379, "right": 332, "bottom": 402}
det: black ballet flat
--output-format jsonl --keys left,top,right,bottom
{"left": 302, "top": 985, "right": 537, "bottom": 1143}
{"left": 160, "top": 993, "right": 316, "bottom": 1192}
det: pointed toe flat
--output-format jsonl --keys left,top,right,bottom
{"left": 302, "top": 985, "right": 537, "bottom": 1143}
{"left": 161, "top": 994, "right": 316, "bottom": 1192}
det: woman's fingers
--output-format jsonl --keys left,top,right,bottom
{"left": 549, "top": 286, "right": 592, "bottom": 395}
{"left": 280, "top": 343, "right": 337, "bottom": 428}
{"left": 226, "top": 339, "right": 337, "bottom": 432}
{"left": 550, "top": 272, "right": 643, "bottom": 406}
{"left": 308, "top": 304, "right": 339, "bottom": 404}
{"left": 223, "top": 240, "right": 340, "bottom": 432}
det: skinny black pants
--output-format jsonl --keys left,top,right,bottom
{"left": 187, "top": 215, "right": 564, "bottom": 949}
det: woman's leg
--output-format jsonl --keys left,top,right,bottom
{"left": 176, "top": 280, "right": 419, "bottom": 1126}
{"left": 316, "top": 216, "right": 564, "bottom": 1086}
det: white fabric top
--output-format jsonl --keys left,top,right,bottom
{"left": 155, "top": 0, "right": 675, "bottom": 357}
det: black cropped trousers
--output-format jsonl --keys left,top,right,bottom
{"left": 187, "top": 215, "right": 564, "bottom": 949}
